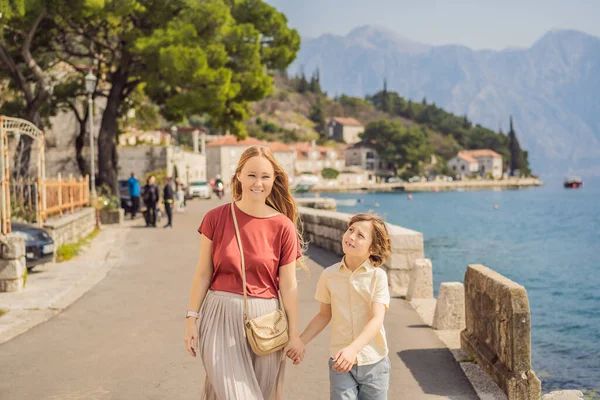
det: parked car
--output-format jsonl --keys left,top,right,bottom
{"left": 118, "top": 179, "right": 134, "bottom": 213}
{"left": 188, "top": 181, "right": 212, "bottom": 199}
{"left": 11, "top": 221, "right": 55, "bottom": 270}
{"left": 387, "top": 176, "right": 403, "bottom": 183}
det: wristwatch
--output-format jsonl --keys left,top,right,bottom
{"left": 186, "top": 311, "right": 200, "bottom": 319}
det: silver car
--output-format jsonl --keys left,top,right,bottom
{"left": 188, "top": 181, "right": 212, "bottom": 199}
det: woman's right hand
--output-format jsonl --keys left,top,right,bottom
{"left": 184, "top": 318, "right": 199, "bottom": 357}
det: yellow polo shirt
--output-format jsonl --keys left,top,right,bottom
{"left": 315, "top": 258, "right": 390, "bottom": 366}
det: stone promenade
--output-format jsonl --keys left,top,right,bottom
{"left": 0, "top": 196, "right": 478, "bottom": 399}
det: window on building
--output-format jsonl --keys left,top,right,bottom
{"left": 461, "top": 165, "right": 465, "bottom": 171}
{"left": 379, "top": 161, "right": 383, "bottom": 169}
{"left": 366, "top": 152, "right": 374, "bottom": 159}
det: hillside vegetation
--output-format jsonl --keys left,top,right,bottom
{"left": 247, "top": 72, "right": 531, "bottom": 177}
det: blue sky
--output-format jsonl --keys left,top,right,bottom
{"left": 265, "top": 0, "right": 600, "bottom": 50}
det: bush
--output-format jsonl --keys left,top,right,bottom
{"left": 321, "top": 168, "right": 339, "bottom": 180}
{"left": 94, "top": 185, "right": 120, "bottom": 211}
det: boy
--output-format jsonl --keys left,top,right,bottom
{"left": 299, "top": 214, "right": 392, "bottom": 399}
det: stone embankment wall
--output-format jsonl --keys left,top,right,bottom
{"left": 43, "top": 207, "right": 96, "bottom": 247}
{"left": 309, "top": 177, "right": 543, "bottom": 193}
{"left": 461, "top": 264, "right": 541, "bottom": 400}
{"left": 298, "top": 206, "right": 424, "bottom": 297}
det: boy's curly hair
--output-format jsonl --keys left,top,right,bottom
{"left": 348, "top": 213, "right": 392, "bottom": 267}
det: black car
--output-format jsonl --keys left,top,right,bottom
{"left": 119, "top": 179, "right": 134, "bottom": 214}
{"left": 11, "top": 222, "right": 55, "bottom": 270}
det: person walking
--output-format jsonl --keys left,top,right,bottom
{"left": 183, "top": 145, "right": 307, "bottom": 399}
{"left": 128, "top": 172, "right": 141, "bottom": 219}
{"left": 142, "top": 176, "right": 159, "bottom": 227}
{"left": 163, "top": 176, "right": 174, "bottom": 228}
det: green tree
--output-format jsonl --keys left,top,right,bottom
{"left": 309, "top": 97, "right": 326, "bottom": 139}
{"left": 507, "top": 116, "right": 528, "bottom": 176}
{"left": 54, "top": 0, "right": 299, "bottom": 193}
{"left": 362, "top": 120, "right": 432, "bottom": 175}
{"left": 321, "top": 167, "right": 339, "bottom": 180}
{"left": 0, "top": 0, "right": 63, "bottom": 178}
{"left": 309, "top": 68, "right": 321, "bottom": 94}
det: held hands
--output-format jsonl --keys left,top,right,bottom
{"left": 282, "top": 336, "right": 305, "bottom": 365}
{"left": 331, "top": 346, "right": 358, "bottom": 373}
{"left": 184, "top": 318, "right": 198, "bottom": 357}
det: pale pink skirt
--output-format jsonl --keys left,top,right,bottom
{"left": 198, "top": 290, "right": 286, "bottom": 400}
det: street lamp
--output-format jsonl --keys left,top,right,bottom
{"left": 84, "top": 71, "right": 97, "bottom": 201}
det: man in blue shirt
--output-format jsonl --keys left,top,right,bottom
{"left": 128, "top": 172, "right": 141, "bottom": 219}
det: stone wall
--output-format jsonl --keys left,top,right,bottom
{"left": 0, "top": 234, "right": 26, "bottom": 292}
{"left": 43, "top": 207, "right": 96, "bottom": 248}
{"left": 295, "top": 198, "right": 336, "bottom": 210}
{"left": 299, "top": 206, "right": 424, "bottom": 296}
{"left": 460, "top": 264, "right": 541, "bottom": 399}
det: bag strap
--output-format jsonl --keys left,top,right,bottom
{"left": 230, "top": 202, "right": 250, "bottom": 323}
{"left": 231, "top": 202, "right": 286, "bottom": 324}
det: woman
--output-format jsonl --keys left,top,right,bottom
{"left": 184, "top": 145, "right": 307, "bottom": 399}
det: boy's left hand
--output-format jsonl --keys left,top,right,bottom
{"left": 332, "top": 346, "right": 358, "bottom": 373}
{"left": 282, "top": 336, "right": 305, "bottom": 365}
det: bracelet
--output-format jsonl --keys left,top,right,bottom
{"left": 186, "top": 311, "right": 200, "bottom": 319}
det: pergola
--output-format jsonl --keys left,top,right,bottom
{"left": 0, "top": 116, "right": 46, "bottom": 234}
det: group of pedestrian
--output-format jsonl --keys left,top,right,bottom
{"left": 183, "top": 145, "right": 392, "bottom": 400}
{"left": 127, "top": 172, "right": 176, "bottom": 228}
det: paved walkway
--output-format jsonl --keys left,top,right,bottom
{"left": 0, "top": 197, "right": 478, "bottom": 399}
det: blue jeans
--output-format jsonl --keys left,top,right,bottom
{"left": 328, "top": 356, "right": 390, "bottom": 400}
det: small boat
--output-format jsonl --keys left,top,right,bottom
{"left": 564, "top": 176, "right": 583, "bottom": 189}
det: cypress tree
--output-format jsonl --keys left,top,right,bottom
{"left": 508, "top": 116, "right": 527, "bottom": 175}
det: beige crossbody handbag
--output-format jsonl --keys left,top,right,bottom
{"left": 230, "top": 202, "right": 289, "bottom": 356}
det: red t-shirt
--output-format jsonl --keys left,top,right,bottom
{"left": 198, "top": 203, "right": 301, "bottom": 299}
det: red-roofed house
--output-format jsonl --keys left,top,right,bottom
{"left": 327, "top": 117, "right": 364, "bottom": 144}
{"left": 205, "top": 135, "right": 296, "bottom": 180}
{"left": 448, "top": 149, "right": 503, "bottom": 179}
{"left": 293, "top": 140, "right": 345, "bottom": 174}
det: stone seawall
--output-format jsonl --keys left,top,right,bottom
{"left": 308, "top": 177, "right": 543, "bottom": 193}
{"left": 461, "top": 264, "right": 541, "bottom": 399}
{"left": 298, "top": 206, "right": 424, "bottom": 297}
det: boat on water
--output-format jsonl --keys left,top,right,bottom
{"left": 564, "top": 176, "right": 583, "bottom": 189}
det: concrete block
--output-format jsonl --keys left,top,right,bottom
{"left": 0, "top": 257, "right": 26, "bottom": 280}
{"left": 0, "top": 276, "right": 24, "bottom": 292}
{"left": 542, "top": 390, "right": 584, "bottom": 400}
{"left": 1, "top": 234, "right": 26, "bottom": 260}
{"left": 387, "top": 268, "right": 409, "bottom": 297}
{"left": 99, "top": 208, "right": 124, "bottom": 225}
{"left": 406, "top": 258, "right": 433, "bottom": 301}
{"left": 432, "top": 282, "right": 465, "bottom": 330}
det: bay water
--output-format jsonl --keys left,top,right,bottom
{"left": 302, "top": 177, "right": 600, "bottom": 393}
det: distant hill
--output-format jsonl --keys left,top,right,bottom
{"left": 288, "top": 26, "right": 600, "bottom": 176}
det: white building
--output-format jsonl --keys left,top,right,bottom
{"left": 327, "top": 117, "right": 364, "bottom": 144}
{"left": 448, "top": 149, "right": 503, "bottom": 179}
{"left": 344, "top": 140, "right": 395, "bottom": 178}
{"left": 206, "top": 135, "right": 296, "bottom": 181}
{"left": 293, "top": 141, "right": 345, "bottom": 175}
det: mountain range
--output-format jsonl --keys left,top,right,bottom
{"left": 288, "top": 26, "right": 600, "bottom": 176}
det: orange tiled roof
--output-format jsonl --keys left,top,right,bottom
{"left": 267, "top": 142, "right": 293, "bottom": 152}
{"left": 332, "top": 117, "right": 363, "bottom": 127}
{"left": 462, "top": 149, "right": 502, "bottom": 159}
{"left": 456, "top": 152, "right": 478, "bottom": 164}
{"left": 206, "top": 135, "right": 264, "bottom": 147}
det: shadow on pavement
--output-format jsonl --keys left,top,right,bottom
{"left": 397, "top": 348, "right": 478, "bottom": 399}
{"left": 305, "top": 245, "right": 340, "bottom": 269}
